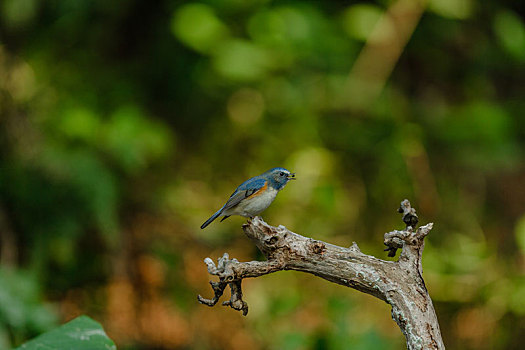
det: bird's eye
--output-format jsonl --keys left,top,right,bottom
{"left": 279, "top": 172, "right": 284, "bottom": 176}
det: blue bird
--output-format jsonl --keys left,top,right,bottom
{"left": 201, "top": 167, "right": 296, "bottom": 229}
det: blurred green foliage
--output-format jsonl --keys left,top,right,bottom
{"left": 0, "top": 268, "right": 57, "bottom": 349}
{"left": 1, "top": 0, "right": 525, "bottom": 349}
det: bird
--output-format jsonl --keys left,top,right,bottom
{"left": 201, "top": 167, "right": 296, "bottom": 229}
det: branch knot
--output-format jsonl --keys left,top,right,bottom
{"left": 384, "top": 200, "right": 433, "bottom": 257}
{"left": 309, "top": 240, "right": 326, "bottom": 254}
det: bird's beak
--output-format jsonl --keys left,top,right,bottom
{"left": 288, "top": 173, "right": 296, "bottom": 180}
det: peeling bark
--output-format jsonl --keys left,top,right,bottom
{"left": 198, "top": 200, "right": 444, "bottom": 349}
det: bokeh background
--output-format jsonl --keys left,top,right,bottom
{"left": 1, "top": 0, "right": 525, "bottom": 349}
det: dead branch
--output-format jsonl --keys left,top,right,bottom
{"left": 198, "top": 199, "right": 444, "bottom": 349}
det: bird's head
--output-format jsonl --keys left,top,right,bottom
{"left": 267, "top": 167, "right": 296, "bottom": 187}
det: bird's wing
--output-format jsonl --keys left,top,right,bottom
{"left": 222, "top": 177, "right": 267, "bottom": 211}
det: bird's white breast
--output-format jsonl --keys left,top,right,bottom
{"left": 226, "top": 186, "right": 279, "bottom": 217}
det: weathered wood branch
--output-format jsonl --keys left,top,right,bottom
{"left": 198, "top": 200, "right": 444, "bottom": 349}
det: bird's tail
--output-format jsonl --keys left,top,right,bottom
{"left": 200, "top": 208, "right": 223, "bottom": 229}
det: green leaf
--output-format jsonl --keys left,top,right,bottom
{"left": 493, "top": 9, "right": 525, "bottom": 61}
{"left": 15, "top": 316, "right": 116, "bottom": 350}
{"left": 342, "top": 4, "right": 383, "bottom": 41}
{"left": 428, "top": 0, "right": 474, "bottom": 19}
{"left": 171, "top": 3, "right": 229, "bottom": 53}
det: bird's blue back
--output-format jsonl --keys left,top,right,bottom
{"left": 235, "top": 176, "right": 267, "bottom": 192}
